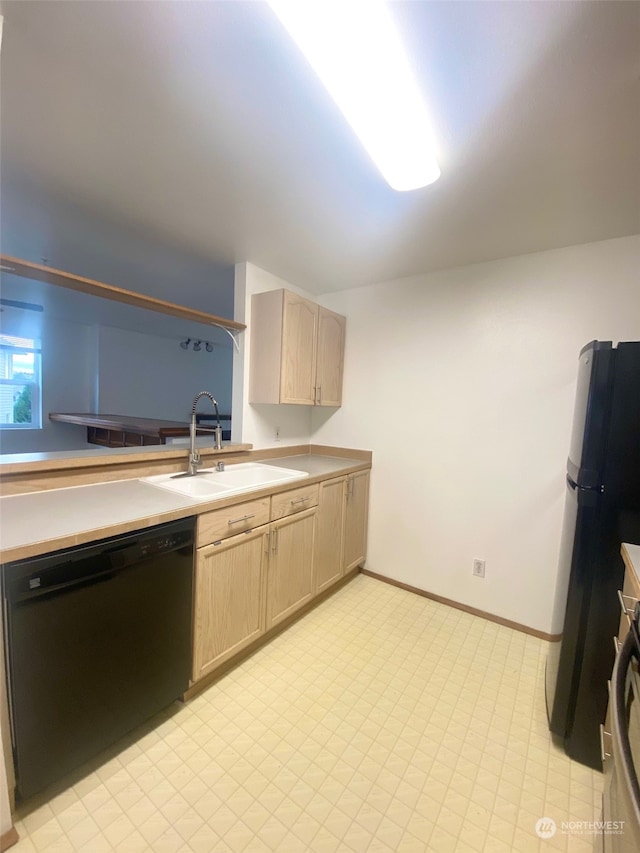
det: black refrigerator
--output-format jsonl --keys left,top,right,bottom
{"left": 546, "top": 340, "right": 640, "bottom": 770}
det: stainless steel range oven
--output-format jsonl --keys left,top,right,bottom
{"left": 603, "top": 604, "right": 640, "bottom": 851}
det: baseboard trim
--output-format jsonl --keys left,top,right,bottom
{"left": 0, "top": 827, "right": 19, "bottom": 852}
{"left": 360, "top": 569, "right": 560, "bottom": 642}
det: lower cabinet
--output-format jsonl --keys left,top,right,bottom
{"left": 315, "top": 470, "right": 371, "bottom": 595}
{"left": 343, "top": 470, "right": 370, "bottom": 573}
{"left": 192, "top": 526, "right": 269, "bottom": 682}
{"left": 266, "top": 507, "right": 317, "bottom": 629}
{"left": 192, "top": 468, "right": 370, "bottom": 686}
{"left": 315, "top": 477, "right": 346, "bottom": 594}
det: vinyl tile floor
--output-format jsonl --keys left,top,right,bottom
{"left": 10, "top": 574, "right": 603, "bottom": 852}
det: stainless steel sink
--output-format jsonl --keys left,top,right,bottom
{"left": 142, "top": 462, "right": 308, "bottom": 501}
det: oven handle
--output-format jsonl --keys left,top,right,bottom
{"left": 610, "top": 629, "right": 640, "bottom": 824}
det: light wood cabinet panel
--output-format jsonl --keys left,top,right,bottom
{"left": 316, "top": 307, "right": 346, "bottom": 407}
{"left": 197, "top": 497, "right": 271, "bottom": 547}
{"left": 190, "top": 466, "right": 370, "bottom": 688}
{"left": 249, "top": 288, "right": 345, "bottom": 407}
{"left": 270, "top": 482, "right": 319, "bottom": 521}
{"left": 281, "top": 292, "right": 318, "bottom": 404}
{"left": 266, "top": 507, "right": 317, "bottom": 629}
{"left": 193, "top": 527, "right": 269, "bottom": 681}
{"left": 315, "top": 477, "right": 346, "bottom": 594}
{"left": 343, "top": 470, "right": 370, "bottom": 572}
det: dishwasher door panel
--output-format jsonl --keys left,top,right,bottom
{"left": 4, "top": 524, "right": 193, "bottom": 799}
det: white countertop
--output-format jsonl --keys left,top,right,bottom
{"left": 0, "top": 479, "right": 201, "bottom": 557}
{"left": 0, "top": 454, "right": 368, "bottom": 562}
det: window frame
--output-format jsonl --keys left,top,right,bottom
{"left": 0, "top": 337, "right": 43, "bottom": 430}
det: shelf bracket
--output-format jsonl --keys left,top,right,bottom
{"left": 211, "top": 322, "right": 242, "bottom": 353}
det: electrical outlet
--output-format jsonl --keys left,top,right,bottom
{"left": 473, "top": 558, "right": 486, "bottom": 578}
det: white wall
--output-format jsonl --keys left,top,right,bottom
{"left": 233, "top": 262, "right": 315, "bottom": 448}
{"left": 1, "top": 177, "right": 236, "bottom": 452}
{"left": 311, "top": 236, "right": 640, "bottom": 634}
{"left": 96, "top": 326, "right": 232, "bottom": 421}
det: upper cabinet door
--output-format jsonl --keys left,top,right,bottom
{"left": 249, "top": 288, "right": 346, "bottom": 407}
{"left": 280, "top": 292, "right": 318, "bottom": 405}
{"left": 315, "top": 307, "right": 345, "bottom": 407}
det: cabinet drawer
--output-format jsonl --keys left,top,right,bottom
{"left": 197, "top": 497, "right": 271, "bottom": 546}
{"left": 271, "top": 483, "right": 320, "bottom": 520}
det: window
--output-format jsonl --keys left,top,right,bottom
{"left": 0, "top": 334, "right": 42, "bottom": 429}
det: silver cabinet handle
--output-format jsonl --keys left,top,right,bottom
{"left": 271, "top": 528, "right": 278, "bottom": 554}
{"left": 617, "top": 589, "right": 638, "bottom": 626}
{"left": 313, "top": 386, "right": 318, "bottom": 404}
{"left": 290, "top": 496, "right": 310, "bottom": 506}
{"left": 346, "top": 477, "right": 354, "bottom": 498}
{"left": 599, "top": 723, "right": 612, "bottom": 762}
{"left": 317, "top": 385, "right": 322, "bottom": 404}
{"left": 613, "top": 636, "right": 621, "bottom": 654}
{"left": 228, "top": 513, "right": 255, "bottom": 526}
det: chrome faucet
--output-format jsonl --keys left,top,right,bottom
{"left": 186, "top": 391, "right": 222, "bottom": 476}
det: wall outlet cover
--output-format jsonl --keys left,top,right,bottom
{"left": 473, "top": 558, "right": 486, "bottom": 578}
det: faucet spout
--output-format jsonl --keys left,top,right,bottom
{"left": 187, "top": 391, "right": 222, "bottom": 476}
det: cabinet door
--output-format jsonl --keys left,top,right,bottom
{"left": 315, "top": 307, "right": 345, "bottom": 407}
{"left": 315, "top": 476, "right": 346, "bottom": 594}
{"left": 343, "top": 471, "right": 370, "bottom": 572}
{"left": 280, "top": 292, "right": 318, "bottom": 405}
{"left": 266, "top": 507, "right": 316, "bottom": 628}
{"left": 193, "top": 527, "right": 268, "bottom": 682}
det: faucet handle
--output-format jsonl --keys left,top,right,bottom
{"left": 213, "top": 425, "right": 223, "bottom": 451}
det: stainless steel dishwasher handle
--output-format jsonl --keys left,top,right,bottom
{"left": 228, "top": 514, "right": 255, "bottom": 526}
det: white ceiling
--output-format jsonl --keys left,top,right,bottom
{"left": 1, "top": 0, "right": 638, "bottom": 294}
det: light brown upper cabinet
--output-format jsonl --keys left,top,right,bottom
{"left": 250, "top": 289, "right": 346, "bottom": 406}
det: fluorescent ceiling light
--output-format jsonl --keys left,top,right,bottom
{"left": 269, "top": 0, "right": 440, "bottom": 192}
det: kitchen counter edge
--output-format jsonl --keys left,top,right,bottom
{"left": 0, "top": 453, "right": 371, "bottom": 564}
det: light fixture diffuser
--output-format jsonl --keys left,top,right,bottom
{"left": 269, "top": 0, "right": 440, "bottom": 191}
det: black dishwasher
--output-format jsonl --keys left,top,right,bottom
{"left": 2, "top": 517, "right": 194, "bottom": 799}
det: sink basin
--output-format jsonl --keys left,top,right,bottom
{"left": 142, "top": 462, "right": 308, "bottom": 501}
{"left": 143, "top": 476, "right": 233, "bottom": 500}
{"left": 198, "top": 462, "right": 307, "bottom": 489}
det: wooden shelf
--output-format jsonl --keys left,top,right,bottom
{"left": 0, "top": 254, "right": 246, "bottom": 333}
{"left": 49, "top": 412, "right": 232, "bottom": 448}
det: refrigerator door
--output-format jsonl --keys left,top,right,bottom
{"left": 567, "top": 340, "right": 613, "bottom": 488}
{"left": 601, "top": 341, "right": 640, "bottom": 504}
{"left": 546, "top": 476, "right": 600, "bottom": 741}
